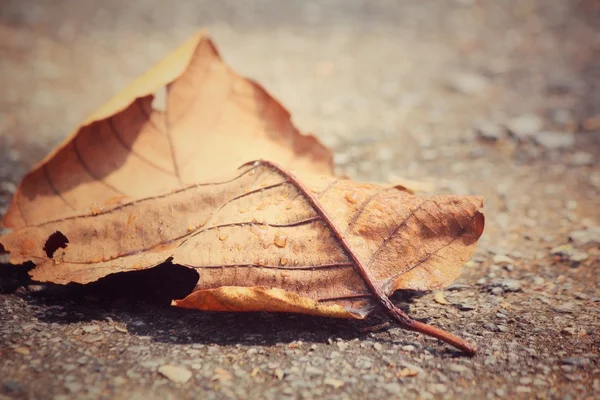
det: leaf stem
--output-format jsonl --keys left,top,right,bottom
{"left": 384, "top": 297, "right": 476, "bottom": 356}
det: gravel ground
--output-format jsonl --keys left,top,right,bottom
{"left": 1, "top": 1, "right": 599, "bottom": 399}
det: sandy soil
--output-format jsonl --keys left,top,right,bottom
{"left": 1, "top": 1, "right": 599, "bottom": 399}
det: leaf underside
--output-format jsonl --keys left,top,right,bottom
{"left": 0, "top": 161, "right": 483, "bottom": 324}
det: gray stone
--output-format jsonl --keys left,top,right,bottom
{"left": 456, "top": 303, "right": 476, "bottom": 311}
{"left": 3, "top": 381, "right": 21, "bottom": 394}
{"left": 532, "top": 276, "right": 545, "bottom": 285}
{"left": 323, "top": 377, "right": 345, "bottom": 389}
{"left": 534, "top": 131, "right": 575, "bottom": 149}
{"left": 506, "top": 114, "right": 543, "bottom": 138}
{"left": 64, "top": 382, "right": 83, "bottom": 393}
{"left": 0, "top": 182, "right": 16, "bottom": 195}
{"left": 383, "top": 382, "right": 403, "bottom": 395}
{"left": 554, "top": 302, "right": 576, "bottom": 313}
{"left": 533, "top": 378, "right": 546, "bottom": 386}
{"left": 570, "top": 151, "right": 594, "bottom": 166}
{"left": 305, "top": 366, "right": 323, "bottom": 376}
{"left": 550, "top": 244, "right": 589, "bottom": 262}
{"left": 474, "top": 120, "right": 503, "bottom": 141}
{"left": 446, "top": 72, "right": 490, "bottom": 95}
{"left": 82, "top": 334, "right": 103, "bottom": 343}
{"left": 483, "top": 322, "right": 499, "bottom": 332}
{"left": 81, "top": 325, "right": 100, "bottom": 334}
{"left": 428, "top": 383, "right": 448, "bottom": 394}
{"left": 355, "top": 356, "right": 373, "bottom": 370}
{"left": 489, "top": 279, "right": 522, "bottom": 293}
{"left": 561, "top": 357, "right": 590, "bottom": 367}
{"left": 492, "top": 254, "right": 514, "bottom": 265}
{"left": 447, "top": 364, "right": 469, "bottom": 373}
{"left": 516, "top": 386, "right": 531, "bottom": 393}
{"left": 484, "top": 355, "right": 497, "bottom": 365}
{"left": 158, "top": 364, "right": 193, "bottom": 383}
{"left": 140, "top": 360, "right": 161, "bottom": 369}
{"left": 569, "top": 227, "right": 600, "bottom": 246}
{"left": 507, "top": 353, "right": 519, "bottom": 364}
{"left": 519, "top": 377, "right": 532, "bottom": 385}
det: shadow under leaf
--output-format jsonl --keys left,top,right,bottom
{"left": 3, "top": 261, "right": 443, "bottom": 351}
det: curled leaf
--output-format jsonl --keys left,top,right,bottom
{"left": 1, "top": 32, "right": 332, "bottom": 230}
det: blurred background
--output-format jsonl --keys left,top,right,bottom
{"left": 1, "top": 0, "right": 598, "bottom": 245}
{"left": 0, "top": 1, "right": 599, "bottom": 398}
{"left": 1, "top": 0, "right": 599, "bottom": 164}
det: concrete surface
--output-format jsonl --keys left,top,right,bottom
{"left": 1, "top": 1, "right": 599, "bottom": 399}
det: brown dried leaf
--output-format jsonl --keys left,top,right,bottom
{"left": 1, "top": 32, "right": 332, "bottom": 229}
{"left": 0, "top": 161, "right": 484, "bottom": 353}
{"left": 0, "top": 33, "right": 485, "bottom": 355}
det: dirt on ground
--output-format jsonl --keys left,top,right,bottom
{"left": 0, "top": 1, "right": 599, "bottom": 399}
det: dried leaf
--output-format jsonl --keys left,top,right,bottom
{"left": 0, "top": 161, "right": 483, "bottom": 354}
{"left": 1, "top": 32, "right": 332, "bottom": 230}
{"left": 0, "top": 32, "right": 485, "bottom": 355}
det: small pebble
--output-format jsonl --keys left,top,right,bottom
{"left": 82, "top": 334, "right": 103, "bottom": 343}
{"left": 561, "top": 357, "right": 590, "bottom": 367}
{"left": 447, "top": 364, "right": 469, "bottom": 373}
{"left": 569, "top": 227, "right": 600, "bottom": 245}
{"left": 506, "top": 114, "right": 543, "bottom": 139}
{"left": 516, "top": 386, "right": 531, "bottom": 393}
{"left": 534, "top": 131, "right": 575, "bottom": 149}
{"left": 554, "top": 302, "right": 576, "bottom": 313}
{"left": 323, "top": 378, "right": 344, "bottom": 389}
{"left": 474, "top": 120, "right": 503, "bottom": 141}
{"left": 158, "top": 365, "right": 193, "bottom": 383}
{"left": 305, "top": 366, "right": 323, "bottom": 376}
{"left": 492, "top": 254, "right": 514, "bottom": 265}
{"left": 456, "top": 303, "right": 476, "bottom": 311}
{"left": 82, "top": 325, "right": 100, "bottom": 334}
{"left": 446, "top": 72, "right": 490, "bottom": 95}
{"left": 3, "top": 381, "right": 22, "bottom": 393}
{"left": 383, "top": 382, "right": 402, "bottom": 395}
{"left": 569, "top": 151, "right": 594, "bottom": 166}
{"left": 274, "top": 369, "right": 285, "bottom": 380}
{"left": 64, "top": 382, "right": 83, "bottom": 393}
{"left": 550, "top": 244, "right": 589, "bottom": 263}
{"left": 489, "top": 279, "right": 521, "bottom": 293}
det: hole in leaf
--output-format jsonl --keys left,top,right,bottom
{"left": 43, "top": 231, "right": 69, "bottom": 258}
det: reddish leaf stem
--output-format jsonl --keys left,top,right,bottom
{"left": 383, "top": 297, "right": 476, "bottom": 356}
